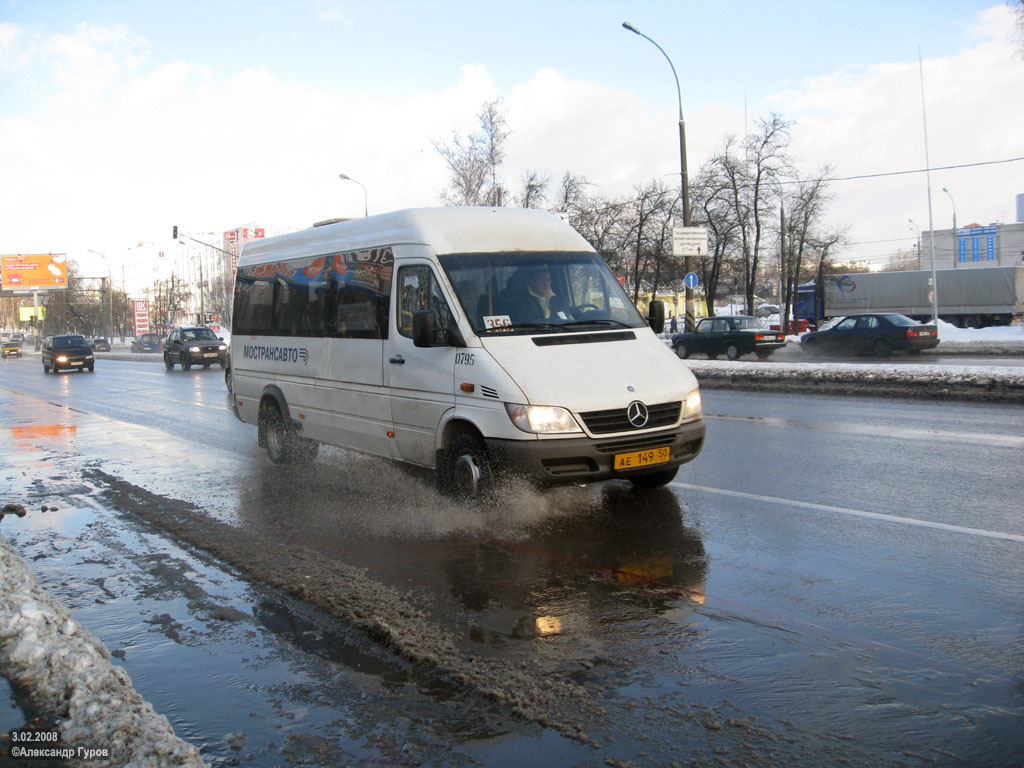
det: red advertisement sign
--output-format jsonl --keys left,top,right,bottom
{"left": 133, "top": 300, "right": 151, "bottom": 336}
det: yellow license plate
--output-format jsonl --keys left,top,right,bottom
{"left": 614, "top": 446, "right": 671, "bottom": 470}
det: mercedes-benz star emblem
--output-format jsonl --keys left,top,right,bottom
{"left": 626, "top": 400, "right": 649, "bottom": 428}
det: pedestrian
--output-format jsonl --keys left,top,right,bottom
{"left": 669, "top": 314, "right": 678, "bottom": 333}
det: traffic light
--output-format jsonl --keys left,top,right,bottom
{"left": 172, "top": 225, "right": 178, "bottom": 239}
{"left": 65, "top": 310, "right": 71, "bottom": 326}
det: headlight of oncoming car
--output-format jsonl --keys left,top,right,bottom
{"left": 505, "top": 404, "right": 583, "bottom": 434}
{"left": 218, "top": 344, "right": 227, "bottom": 351}
{"left": 189, "top": 345, "right": 201, "bottom": 353}
{"left": 56, "top": 355, "right": 68, "bottom": 363}
{"left": 683, "top": 388, "right": 702, "bottom": 420}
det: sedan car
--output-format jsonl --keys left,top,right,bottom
{"left": 672, "top": 315, "right": 787, "bottom": 360}
{"left": 42, "top": 334, "right": 95, "bottom": 373}
{"left": 2, "top": 340, "right": 22, "bottom": 358}
{"left": 90, "top": 337, "right": 111, "bottom": 352}
{"left": 800, "top": 313, "right": 939, "bottom": 358}
{"left": 130, "top": 333, "right": 163, "bottom": 353}
{"left": 163, "top": 326, "right": 228, "bottom": 370}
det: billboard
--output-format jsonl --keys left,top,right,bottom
{"left": 1, "top": 253, "right": 68, "bottom": 291}
{"left": 133, "top": 299, "right": 151, "bottom": 336}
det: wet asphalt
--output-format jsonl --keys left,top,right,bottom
{"left": 1, "top": 351, "right": 1023, "bottom": 766}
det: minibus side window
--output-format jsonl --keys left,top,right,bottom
{"left": 327, "top": 250, "right": 392, "bottom": 340}
{"left": 396, "top": 266, "right": 454, "bottom": 338}
{"left": 233, "top": 276, "right": 277, "bottom": 336}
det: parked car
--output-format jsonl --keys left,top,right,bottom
{"left": 672, "top": 315, "right": 787, "bottom": 360}
{"left": 9, "top": 332, "right": 25, "bottom": 343}
{"left": 800, "top": 313, "right": 939, "bottom": 358}
{"left": 90, "top": 337, "right": 111, "bottom": 352}
{"left": 131, "top": 333, "right": 163, "bottom": 353}
{"left": 2, "top": 339, "right": 22, "bottom": 358}
{"left": 163, "top": 326, "right": 228, "bottom": 370}
{"left": 41, "top": 334, "right": 95, "bottom": 373}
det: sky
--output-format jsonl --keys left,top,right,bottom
{"left": 1, "top": 0, "right": 1022, "bottom": 292}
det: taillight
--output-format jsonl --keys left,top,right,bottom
{"left": 907, "top": 329, "right": 919, "bottom": 338}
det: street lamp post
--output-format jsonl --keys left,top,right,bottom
{"left": 908, "top": 219, "right": 921, "bottom": 269}
{"left": 622, "top": 22, "right": 694, "bottom": 330}
{"left": 942, "top": 187, "right": 957, "bottom": 269}
{"left": 338, "top": 173, "right": 368, "bottom": 217}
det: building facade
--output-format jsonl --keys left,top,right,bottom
{"left": 917, "top": 221, "right": 1024, "bottom": 270}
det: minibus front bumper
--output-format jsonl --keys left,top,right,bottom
{"left": 484, "top": 419, "right": 706, "bottom": 485}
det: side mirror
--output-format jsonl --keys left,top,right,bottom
{"left": 413, "top": 310, "right": 467, "bottom": 348}
{"left": 648, "top": 300, "right": 665, "bottom": 334}
{"left": 412, "top": 310, "right": 437, "bottom": 348}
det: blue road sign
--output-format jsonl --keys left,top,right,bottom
{"left": 684, "top": 272, "right": 699, "bottom": 289}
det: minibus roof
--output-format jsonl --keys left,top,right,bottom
{"left": 237, "top": 207, "right": 593, "bottom": 266}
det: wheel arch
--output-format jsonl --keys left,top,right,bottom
{"left": 436, "top": 415, "right": 485, "bottom": 462}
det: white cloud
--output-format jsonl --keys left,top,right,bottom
{"left": 1, "top": 8, "right": 1021, "bottom": 284}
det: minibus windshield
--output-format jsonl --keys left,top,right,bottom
{"left": 439, "top": 251, "right": 646, "bottom": 336}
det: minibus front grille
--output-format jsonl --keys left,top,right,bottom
{"left": 579, "top": 401, "right": 681, "bottom": 435}
{"left": 594, "top": 431, "right": 682, "bottom": 454}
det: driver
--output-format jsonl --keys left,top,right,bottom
{"left": 510, "top": 268, "right": 567, "bottom": 323}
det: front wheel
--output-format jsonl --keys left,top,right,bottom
{"left": 674, "top": 342, "right": 689, "bottom": 359}
{"left": 629, "top": 466, "right": 679, "bottom": 488}
{"left": 181, "top": 357, "right": 192, "bottom": 371}
{"left": 164, "top": 354, "right": 174, "bottom": 371}
{"left": 438, "top": 432, "right": 493, "bottom": 499}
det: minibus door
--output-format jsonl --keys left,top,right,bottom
{"left": 386, "top": 264, "right": 457, "bottom": 465}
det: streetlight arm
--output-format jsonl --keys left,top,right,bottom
{"left": 622, "top": 22, "right": 683, "bottom": 121}
{"left": 339, "top": 173, "right": 368, "bottom": 217}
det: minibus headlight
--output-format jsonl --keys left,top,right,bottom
{"left": 683, "top": 389, "right": 702, "bottom": 420}
{"left": 505, "top": 404, "right": 582, "bottom": 434}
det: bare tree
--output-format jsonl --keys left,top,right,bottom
{"left": 616, "top": 180, "right": 675, "bottom": 304}
{"left": 1012, "top": 0, "right": 1024, "bottom": 58}
{"left": 517, "top": 170, "right": 550, "bottom": 208}
{"left": 779, "top": 167, "right": 834, "bottom": 329}
{"left": 434, "top": 98, "right": 510, "bottom": 206}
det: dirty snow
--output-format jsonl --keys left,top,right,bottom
{"left": 0, "top": 521, "right": 208, "bottom": 767}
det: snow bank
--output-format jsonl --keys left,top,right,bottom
{"left": 0, "top": 528, "right": 207, "bottom": 768}
{"left": 685, "top": 358, "right": 1024, "bottom": 402}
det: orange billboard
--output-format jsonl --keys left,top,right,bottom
{"left": 1, "top": 253, "right": 68, "bottom": 291}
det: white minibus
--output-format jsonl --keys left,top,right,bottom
{"left": 230, "top": 207, "right": 705, "bottom": 496}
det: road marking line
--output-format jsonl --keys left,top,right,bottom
{"left": 670, "top": 482, "right": 1024, "bottom": 543}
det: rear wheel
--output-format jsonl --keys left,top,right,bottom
{"left": 872, "top": 338, "right": 892, "bottom": 358}
{"left": 439, "top": 432, "right": 493, "bottom": 499}
{"left": 629, "top": 466, "right": 679, "bottom": 489}
{"left": 260, "top": 402, "right": 319, "bottom": 465}
{"left": 755, "top": 349, "right": 772, "bottom": 359}
{"left": 725, "top": 343, "right": 741, "bottom": 361}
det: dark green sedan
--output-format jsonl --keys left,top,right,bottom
{"left": 671, "top": 315, "right": 787, "bottom": 360}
